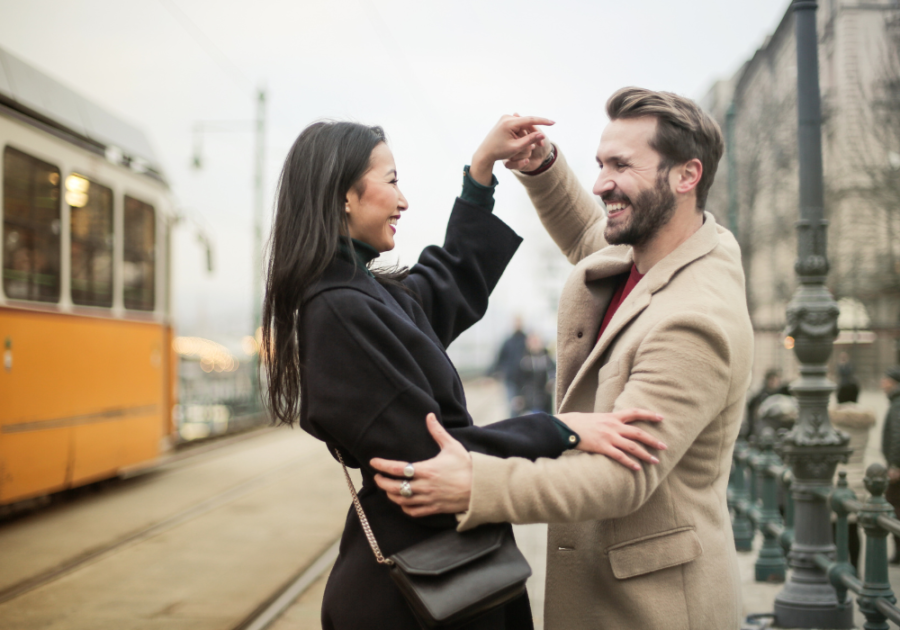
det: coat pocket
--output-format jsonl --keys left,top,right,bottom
{"left": 607, "top": 526, "right": 703, "bottom": 580}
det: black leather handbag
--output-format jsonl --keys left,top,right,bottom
{"left": 336, "top": 451, "right": 532, "bottom": 628}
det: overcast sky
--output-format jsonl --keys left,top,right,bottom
{"left": 0, "top": 0, "right": 791, "bottom": 365}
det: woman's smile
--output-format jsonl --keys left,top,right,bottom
{"left": 345, "top": 142, "right": 408, "bottom": 252}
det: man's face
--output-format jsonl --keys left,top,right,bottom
{"left": 593, "top": 117, "right": 678, "bottom": 247}
{"left": 882, "top": 376, "right": 898, "bottom": 395}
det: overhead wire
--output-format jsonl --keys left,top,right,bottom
{"left": 155, "top": 0, "right": 254, "bottom": 94}
{"left": 356, "top": 0, "right": 458, "bottom": 154}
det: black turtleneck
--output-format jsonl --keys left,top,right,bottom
{"left": 337, "top": 237, "right": 379, "bottom": 277}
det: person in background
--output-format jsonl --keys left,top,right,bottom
{"left": 515, "top": 333, "right": 556, "bottom": 415}
{"left": 831, "top": 392, "right": 876, "bottom": 570}
{"left": 756, "top": 394, "right": 798, "bottom": 437}
{"left": 743, "top": 368, "right": 791, "bottom": 440}
{"left": 837, "top": 351, "right": 860, "bottom": 404}
{"left": 881, "top": 365, "right": 900, "bottom": 563}
{"left": 490, "top": 316, "right": 527, "bottom": 415}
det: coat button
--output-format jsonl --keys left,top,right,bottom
{"left": 568, "top": 435, "right": 578, "bottom": 444}
{"left": 577, "top": 331, "right": 583, "bottom": 338}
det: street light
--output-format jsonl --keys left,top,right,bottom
{"left": 773, "top": 1, "right": 853, "bottom": 627}
{"left": 190, "top": 87, "right": 267, "bottom": 336}
{"left": 191, "top": 87, "right": 267, "bottom": 410}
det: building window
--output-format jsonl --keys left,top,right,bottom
{"left": 68, "top": 174, "right": 113, "bottom": 307}
{"left": 3, "top": 146, "right": 61, "bottom": 303}
{"left": 123, "top": 195, "right": 155, "bottom": 311}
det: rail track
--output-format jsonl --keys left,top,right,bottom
{"left": 0, "top": 426, "right": 350, "bottom": 630}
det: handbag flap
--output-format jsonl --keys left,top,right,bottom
{"left": 390, "top": 526, "right": 505, "bottom": 576}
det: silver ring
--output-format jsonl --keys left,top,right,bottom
{"left": 400, "top": 480, "right": 413, "bottom": 498}
{"left": 403, "top": 463, "right": 415, "bottom": 479}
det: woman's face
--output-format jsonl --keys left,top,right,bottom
{"left": 346, "top": 142, "right": 408, "bottom": 252}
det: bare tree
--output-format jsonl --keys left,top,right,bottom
{"left": 730, "top": 80, "right": 798, "bottom": 317}
{"left": 831, "top": 6, "right": 900, "bottom": 314}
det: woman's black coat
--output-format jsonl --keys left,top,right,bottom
{"left": 298, "top": 199, "right": 570, "bottom": 630}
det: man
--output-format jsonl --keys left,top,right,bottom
{"left": 372, "top": 88, "right": 753, "bottom": 630}
{"left": 490, "top": 316, "right": 528, "bottom": 414}
{"left": 744, "top": 368, "right": 791, "bottom": 439}
{"left": 836, "top": 351, "right": 860, "bottom": 404}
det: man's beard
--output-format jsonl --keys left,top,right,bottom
{"left": 603, "top": 169, "right": 677, "bottom": 247}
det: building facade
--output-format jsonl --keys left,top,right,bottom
{"left": 703, "top": 0, "right": 900, "bottom": 388}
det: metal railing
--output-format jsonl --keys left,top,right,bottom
{"left": 730, "top": 432, "right": 900, "bottom": 628}
{"left": 729, "top": 430, "right": 793, "bottom": 583}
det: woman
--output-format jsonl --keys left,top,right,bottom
{"left": 262, "top": 118, "right": 663, "bottom": 630}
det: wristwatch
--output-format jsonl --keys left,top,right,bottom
{"left": 538, "top": 144, "right": 557, "bottom": 169}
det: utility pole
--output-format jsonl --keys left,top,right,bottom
{"left": 773, "top": 1, "right": 852, "bottom": 627}
{"left": 191, "top": 88, "right": 267, "bottom": 411}
{"left": 252, "top": 88, "right": 266, "bottom": 338}
{"left": 191, "top": 90, "right": 267, "bottom": 340}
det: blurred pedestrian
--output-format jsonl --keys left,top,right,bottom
{"left": 757, "top": 394, "right": 797, "bottom": 519}
{"left": 743, "top": 368, "right": 791, "bottom": 440}
{"left": 515, "top": 333, "right": 556, "bottom": 415}
{"left": 490, "top": 316, "right": 527, "bottom": 414}
{"left": 881, "top": 365, "right": 900, "bottom": 563}
{"left": 832, "top": 399, "right": 876, "bottom": 570}
{"left": 836, "top": 351, "right": 860, "bottom": 404}
{"left": 756, "top": 393, "right": 798, "bottom": 437}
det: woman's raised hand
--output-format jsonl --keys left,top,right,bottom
{"left": 557, "top": 409, "right": 667, "bottom": 472}
{"left": 469, "top": 115, "right": 554, "bottom": 186}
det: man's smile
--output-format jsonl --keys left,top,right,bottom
{"left": 605, "top": 201, "right": 631, "bottom": 219}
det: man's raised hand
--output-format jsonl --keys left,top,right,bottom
{"left": 502, "top": 113, "right": 554, "bottom": 172}
{"left": 469, "top": 115, "right": 554, "bottom": 185}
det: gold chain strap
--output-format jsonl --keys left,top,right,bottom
{"left": 335, "top": 449, "right": 394, "bottom": 566}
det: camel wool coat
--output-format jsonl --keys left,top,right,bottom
{"left": 456, "top": 150, "right": 754, "bottom": 630}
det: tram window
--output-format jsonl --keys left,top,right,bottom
{"left": 123, "top": 195, "right": 155, "bottom": 311}
{"left": 2, "top": 146, "right": 62, "bottom": 303}
{"left": 69, "top": 175, "right": 113, "bottom": 307}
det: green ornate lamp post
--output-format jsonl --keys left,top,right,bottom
{"left": 772, "top": 0, "right": 853, "bottom": 627}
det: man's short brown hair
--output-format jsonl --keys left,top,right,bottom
{"left": 606, "top": 87, "right": 724, "bottom": 210}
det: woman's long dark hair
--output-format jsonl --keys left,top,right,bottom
{"left": 262, "top": 121, "right": 407, "bottom": 426}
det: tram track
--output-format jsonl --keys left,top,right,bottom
{"left": 232, "top": 539, "right": 340, "bottom": 630}
{"left": 0, "top": 447, "right": 303, "bottom": 605}
{"left": 0, "top": 422, "right": 353, "bottom": 630}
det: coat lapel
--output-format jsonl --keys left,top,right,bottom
{"left": 557, "top": 213, "right": 722, "bottom": 411}
{"left": 554, "top": 246, "right": 632, "bottom": 406}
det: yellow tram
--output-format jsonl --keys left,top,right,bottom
{"left": 0, "top": 47, "right": 177, "bottom": 505}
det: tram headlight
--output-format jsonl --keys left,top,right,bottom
{"left": 65, "top": 174, "right": 90, "bottom": 208}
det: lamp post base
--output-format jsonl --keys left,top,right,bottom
{"left": 774, "top": 580, "right": 854, "bottom": 629}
